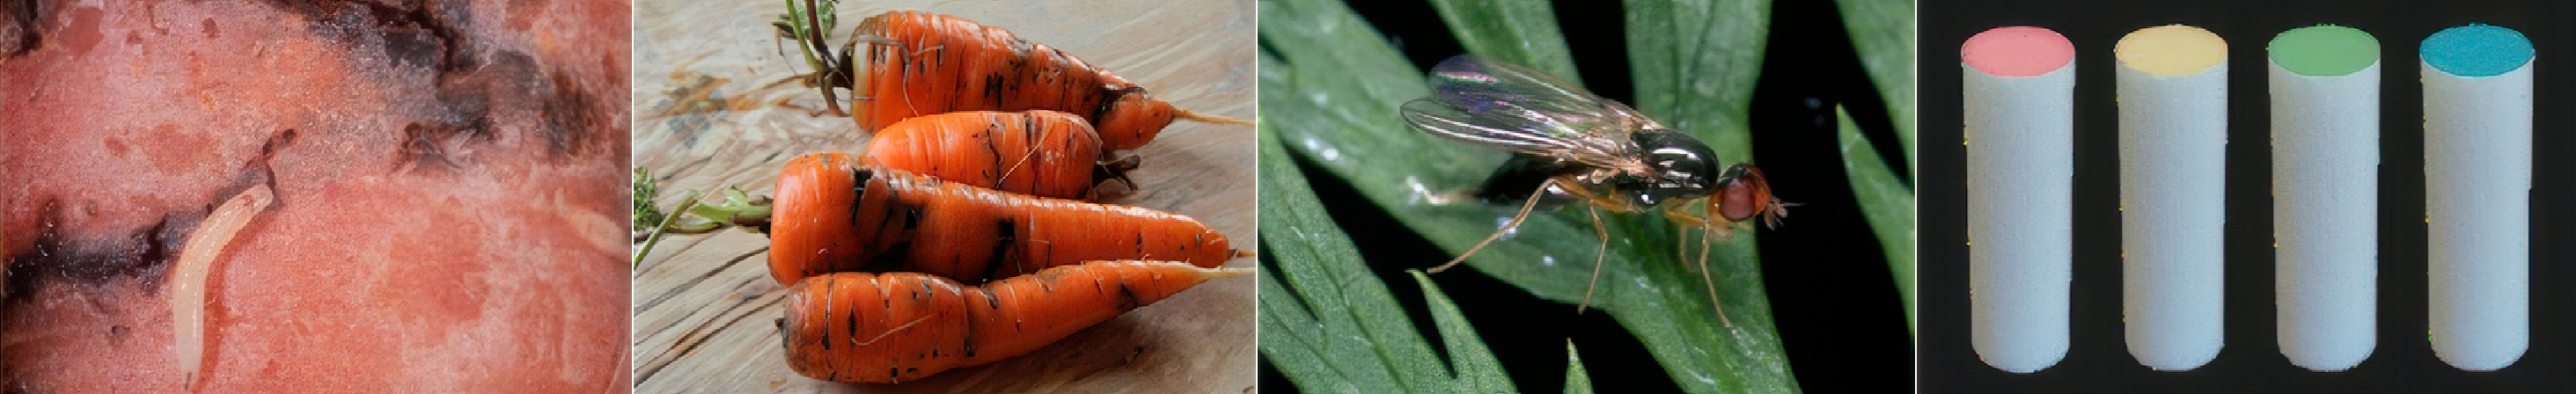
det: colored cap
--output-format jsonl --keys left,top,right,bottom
{"left": 2269, "top": 25, "right": 2380, "bottom": 77}
{"left": 2117, "top": 25, "right": 2228, "bottom": 77}
{"left": 2421, "top": 24, "right": 2533, "bottom": 77}
{"left": 1963, "top": 26, "right": 2075, "bottom": 77}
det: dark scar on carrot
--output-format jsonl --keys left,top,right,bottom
{"left": 980, "top": 218, "right": 1016, "bottom": 282}
{"left": 539, "top": 70, "right": 605, "bottom": 159}
{"left": 1, "top": 127, "right": 293, "bottom": 302}
{"left": 2, "top": 202, "right": 183, "bottom": 303}
{"left": 245, "top": 128, "right": 295, "bottom": 206}
{"left": 398, "top": 123, "right": 460, "bottom": 172}
{"left": 398, "top": 78, "right": 495, "bottom": 173}
{"left": 271, "top": 0, "right": 475, "bottom": 72}
{"left": 1115, "top": 282, "right": 1141, "bottom": 310}
{"left": 268, "top": 0, "right": 609, "bottom": 170}
{"left": 0, "top": 0, "right": 40, "bottom": 59}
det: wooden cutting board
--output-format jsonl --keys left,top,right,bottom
{"left": 628, "top": 0, "right": 1257, "bottom": 392}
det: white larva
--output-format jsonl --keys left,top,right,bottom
{"left": 172, "top": 183, "right": 273, "bottom": 390}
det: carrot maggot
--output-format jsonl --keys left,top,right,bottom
{"left": 863, "top": 111, "right": 1111, "bottom": 200}
{"left": 778, "top": 260, "right": 1250, "bottom": 383}
{"left": 172, "top": 183, "right": 274, "bottom": 390}
{"left": 848, "top": 11, "right": 1237, "bottom": 150}
{"left": 767, "top": 153, "right": 1238, "bottom": 285}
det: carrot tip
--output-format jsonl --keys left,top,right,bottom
{"left": 1176, "top": 110, "right": 1252, "bottom": 126}
{"left": 1203, "top": 267, "right": 1256, "bottom": 278}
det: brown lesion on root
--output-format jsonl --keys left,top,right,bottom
{"left": 266, "top": 1, "right": 609, "bottom": 165}
{"left": 539, "top": 70, "right": 604, "bottom": 159}
{"left": 394, "top": 109, "right": 492, "bottom": 175}
{"left": 268, "top": 0, "right": 478, "bottom": 73}
{"left": 5, "top": 127, "right": 309, "bottom": 302}
{"left": 2, "top": 202, "right": 187, "bottom": 303}
{"left": 0, "top": 0, "right": 41, "bottom": 60}
{"left": 243, "top": 128, "right": 296, "bottom": 204}
{"left": 2, "top": 124, "right": 305, "bottom": 303}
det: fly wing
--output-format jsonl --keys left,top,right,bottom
{"left": 1400, "top": 55, "right": 1655, "bottom": 171}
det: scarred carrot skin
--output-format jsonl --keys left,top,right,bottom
{"left": 767, "top": 153, "right": 1235, "bottom": 285}
{"left": 852, "top": 11, "right": 1182, "bottom": 150}
{"left": 864, "top": 110, "right": 1110, "bottom": 200}
{"left": 779, "top": 260, "right": 1250, "bottom": 383}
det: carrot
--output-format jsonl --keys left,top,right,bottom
{"left": 848, "top": 11, "right": 1247, "bottom": 150}
{"left": 767, "top": 153, "right": 1237, "bottom": 285}
{"left": 863, "top": 110, "right": 1127, "bottom": 201}
{"left": 777, "top": 260, "right": 1246, "bottom": 383}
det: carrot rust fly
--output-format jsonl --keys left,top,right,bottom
{"left": 1402, "top": 55, "right": 1790, "bottom": 325}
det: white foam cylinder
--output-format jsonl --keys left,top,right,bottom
{"left": 1966, "top": 59, "right": 2073, "bottom": 375}
{"left": 2424, "top": 57, "right": 2532, "bottom": 372}
{"left": 2271, "top": 59, "right": 2378, "bottom": 372}
{"left": 2117, "top": 56, "right": 2227, "bottom": 372}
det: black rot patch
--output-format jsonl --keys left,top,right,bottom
{"left": 4, "top": 201, "right": 192, "bottom": 303}
{"left": 268, "top": 0, "right": 477, "bottom": 72}
{"left": 0, "top": 0, "right": 41, "bottom": 59}
{"left": 539, "top": 70, "right": 604, "bottom": 159}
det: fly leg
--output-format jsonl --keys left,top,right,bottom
{"left": 1578, "top": 205, "right": 1608, "bottom": 313}
{"left": 1662, "top": 207, "right": 1734, "bottom": 326}
{"left": 1428, "top": 179, "right": 1560, "bottom": 273}
{"left": 1531, "top": 180, "right": 1630, "bottom": 314}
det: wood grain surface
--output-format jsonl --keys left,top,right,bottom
{"left": 628, "top": 0, "right": 1256, "bottom": 393}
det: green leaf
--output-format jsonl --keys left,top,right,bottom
{"left": 631, "top": 189, "right": 701, "bottom": 266}
{"left": 1831, "top": 0, "right": 1917, "bottom": 336}
{"left": 1427, "top": 0, "right": 1582, "bottom": 85}
{"left": 773, "top": 0, "right": 835, "bottom": 40}
{"left": 1624, "top": 0, "right": 1769, "bottom": 161}
{"left": 633, "top": 167, "right": 665, "bottom": 229}
{"left": 1415, "top": 270, "right": 1515, "bottom": 390}
{"left": 1564, "top": 340, "right": 1596, "bottom": 394}
{"left": 1255, "top": 106, "right": 1515, "bottom": 394}
{"left": 774, "top": 0, "right": 840, "bottom": 85}
{"left": 1831, "top": 0, "right": 1915, "bottom": 177}
{"left": 1259, "top": 0, "right": 1799, "bottom": 393}
{"left": 1837, "top": 106, "right": 1917, "bottom": 335}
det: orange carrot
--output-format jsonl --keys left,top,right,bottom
{"left": 863, "top": 110, "right": 1124, "bottom": 201}
{"left": 767, "top": 153, "right": 1237, "bottom": 285}
{"left": 778, "top": 260, "right": 1247, "bottom": 383}
{"left": 849, "top": 11, "right": 1245, "bottom": 150}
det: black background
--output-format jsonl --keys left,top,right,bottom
{"left": 1919, "top": 0, "right": 2576, "bottom": 393}
{"left": 1256, "top": 0, "right": 1914, "bottom": 392}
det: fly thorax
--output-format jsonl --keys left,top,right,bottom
{"left": 1628, "top": 130, "right": 1723, "bottom": 208}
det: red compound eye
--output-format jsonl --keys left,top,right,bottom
{"left": 1714, "top": 165, "right": 1772, "bottom": 223}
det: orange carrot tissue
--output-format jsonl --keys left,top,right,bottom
{"left": 778, "top": 260, "right": 1250, "bottom": 383}
{"left": 849, "top": 11, "right": 1246, "bottom": 150}
{"left": 767, "top": 153, "right": 1239, "bottom": 285}
{"left": 864, "top": 110, "right": 1128, "bottom": 200}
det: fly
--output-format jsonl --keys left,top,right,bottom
{"left": 1403, "top": 55, "right": 1790, "bottom": 325}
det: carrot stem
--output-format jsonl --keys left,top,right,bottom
{"left": 632, "top": 189, "right": 701, "bottom": 266}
